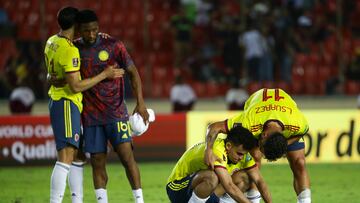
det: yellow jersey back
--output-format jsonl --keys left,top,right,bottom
{"left": 44, "top": 35, "right": 83, "bottom": 112}
{"left": 227, "top": 88, "right": 308, "bottom": 139}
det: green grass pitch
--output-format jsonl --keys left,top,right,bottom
{"left": 0, "top": 162, "right": 359, "bottom": 202}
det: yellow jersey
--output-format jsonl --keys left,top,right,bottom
{"left": 167, "top": 138, "right": 256, "bottom": 183}
{"left": 44, "top": 35, "right": 83, "bottom": 112}
{"left": 227, "top": 88, "right": 309, "bottom": 139}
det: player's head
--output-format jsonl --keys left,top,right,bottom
{"left": 57, "top": 7, "right": 79, "bottom": 30}
{"left": 77, "top": 9, "right": 99, "bottom": 44}
{"left": 259, "top": 132, "right": 287, "bottom": 161}
{"left": 224, "top": 126, "right": 257, "bottom": 163}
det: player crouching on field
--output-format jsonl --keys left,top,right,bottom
{"left": 166, "top": 126, "right": 272, "bottom": 203}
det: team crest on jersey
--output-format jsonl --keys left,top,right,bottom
{"left": 72, "top": 58, "right": 79, "bottom": 67}
{"left": 74, "top": 133, "right": 80, "bottom": 142}
{"left": 98, "top": 50, "right": 109, "bottom": 61}
{"left": 245, "top": 154, "right": 252, "bottom": 162}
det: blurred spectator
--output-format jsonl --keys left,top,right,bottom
{"left": 180, "top": 0, "right": 197, "bottom": 22}
{"left": 0, "top": 8, "right": 9, "bottom": 24}
{"left": 239, "top": 23, "right": 268, "bottom": 81}
{"left": 345, "top": 48, "right": 360, "bottom": 81}
{"left": 273, "top": 8, "right": 295, "bottom": 82}
{"left": 194, "top": 0, "right": 213, "bottom": 27}
{"left": 171, "top": 7, "right": 194, "bottom": 68}
{"left": 3, "top": 52, "right": 29, "bottom": 89}
{"left": 214, "top": 6, "right": 242, "bottom": 84}
{"left": 293, "top": 15, "right": 313, "bottom": 53}
{"left": 9, "top": 86, "right": 35, "bottom": 114}
{"left": 325, "top": 77, "right": 341, "bottom": 95}
{"left": 225, "top": 81, "right": 248, "bottom": 110}
{"left": 170, "top": 76, "right": 196, "bottom": 112}
{"left": 259, "top": 24, "right": 274, "bottom": 81}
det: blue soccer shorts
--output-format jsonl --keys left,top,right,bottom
{"left": 166, "top": 175, "right": 194, "bottom": 203}
{"left": 287, "top": 137, "right": 305, "bottom": 151}
{"left": 49, "top": 98, "right": 82, "bottom": 151}
{"left": 166, "top": 174, "right": 219, "bottom": 203}
{"left": 83, "top": 120, "right": 132, "bottom": 153}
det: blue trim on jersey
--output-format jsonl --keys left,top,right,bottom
{"left": 49, "top": 98, "right": 81, "bottom": 151}
{"left": 83, "top": 120, "right": 132, "bottom": 153}
{"left": 287, "top": 139, "right": 305, "bottom": 151}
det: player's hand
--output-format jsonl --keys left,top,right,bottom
{"left": 204, "top": 148, "right": 222, "bottom": 170}
{"left": 47, "top": 73, "right": 66, "bottom": 87}
{"left": 99, "top": 32, "right": 110, "bottom": 39}
{"left": 103, "top": 64, "right": 124, "bottom": 79}
{"left": 133, "top": 103, "right": 149, "bottom": 124}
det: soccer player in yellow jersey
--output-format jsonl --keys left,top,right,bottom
{"left": 167, "top": 126, "right": 272, "bottom": 203}
{"left": 45, "top": 7, "right": 123, "bottom": 203}
{"left": 204, "top": 88, "right": 311, "bottom": 203}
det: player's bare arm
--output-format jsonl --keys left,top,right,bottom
{"left": 204, "top": 121, "right": 227, "bottom": 169}
{"left": 47, "top": 73, "right": 66, "bottom": 87}
{"left": 215, "top": 167, "right": 251, "bottom": 203}
{"left": 127, "top": 65, "right": 149, "bottom": 123}
{"left": 66, "top": 64, "right": 124, "bottom": 93}
{"left": 246, "top": 166, "right": 272, "bottom": 203}
{"left": 250, "top": 147, "right": 263, "bottom": 168}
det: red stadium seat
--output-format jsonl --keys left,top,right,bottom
{"left": 262, "top": 81, "right": 274, "bottom": 88}
{"left": 344, "top": 80, "right": 360, "bottom": 95}
{"left": 291, "top": 80, "right": 304, "bottom": 95}
{"left": 151, "top": 81, "right": 164, "bottom": 98}
{"left": 192, "top": 82, "right": 207, "bottom": 97}
{"left": 274, "top": 81, "right": 291, "bottom": 93}
{"left": 303, "top": 64, "right": 318, "bottom": 82}
{"left": 152, "top": 66, "right": 168, "bottom": 81}
{"left": 292, "top": 64, "right": 305, "bottom": 81}
{"left": 162, "top": 80, "right": 173, "bottom": 98}
{"left": 324, "top": 35, "right": 337, "bottom": 55}
{"left": 318, "top": 65, "right": 332, "bottom": 81}
{"left": 205, "top": 82, "right": 219, "bottom": 97}
{"left": 321, "top": 50, "right": 336, "bottom": 66}
{"left": 247, "top": 82, "right": 262, "bottom": 94}
{"left": 304, "top": 82, "right": 320, "bottom": 95}
{"left": 294, "top": 53, "right": 308, "bottom": 66}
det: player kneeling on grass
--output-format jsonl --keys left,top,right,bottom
{"left": 166, "top": 126, "right": 272, "bottom": 203}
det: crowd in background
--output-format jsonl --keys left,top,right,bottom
{"left": 0, "top": 0, "right": 359, "bottom": 109}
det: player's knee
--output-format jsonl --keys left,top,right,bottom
{"left": 119, "top": 154, "right": 136, "bottom": 168}
{"left": 74, "top": 150, "right": 86, "bottom": 162}
{"left": 91, "top": 154, "right": 106, "bottom": 168}
{"left": 291, "top": 157, "right": 306, "bottom": 175}
{"left": 204, "top": 171, "right": 219, "bottom": 189}
{"left": 293, "top": 156, "right": 306, "bottom": 171}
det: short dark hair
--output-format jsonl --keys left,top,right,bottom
{"left": 57, "top": 7, "right": 79, "bottom": 30}
{"left": 77, "top": 9, "right": 98, "bottom": 24}
{"left": 263, "top": 132, "right": 287, "bottom": 161}
{"left": 225, "top": 126, "right": 257, "bottom": 151}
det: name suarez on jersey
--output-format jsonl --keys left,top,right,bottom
{"left": 255, "top": 104, "right": 293, "bottom": 114}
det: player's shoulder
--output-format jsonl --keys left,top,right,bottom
{"left": 99, "top": 34, "right": 118, "bottom": 44}
{"left": 52, "top": 35, "right": 76, "bottom": 48}
{"left": 73, "top": 37, "right": 83, "bottom": 46}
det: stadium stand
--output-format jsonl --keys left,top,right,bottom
{"left": 0, "top": 0, "right": 360, "bottom": 99}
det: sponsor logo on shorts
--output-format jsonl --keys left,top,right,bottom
{"left": 74, "top": 133, "right": 79, "bottom": 142}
